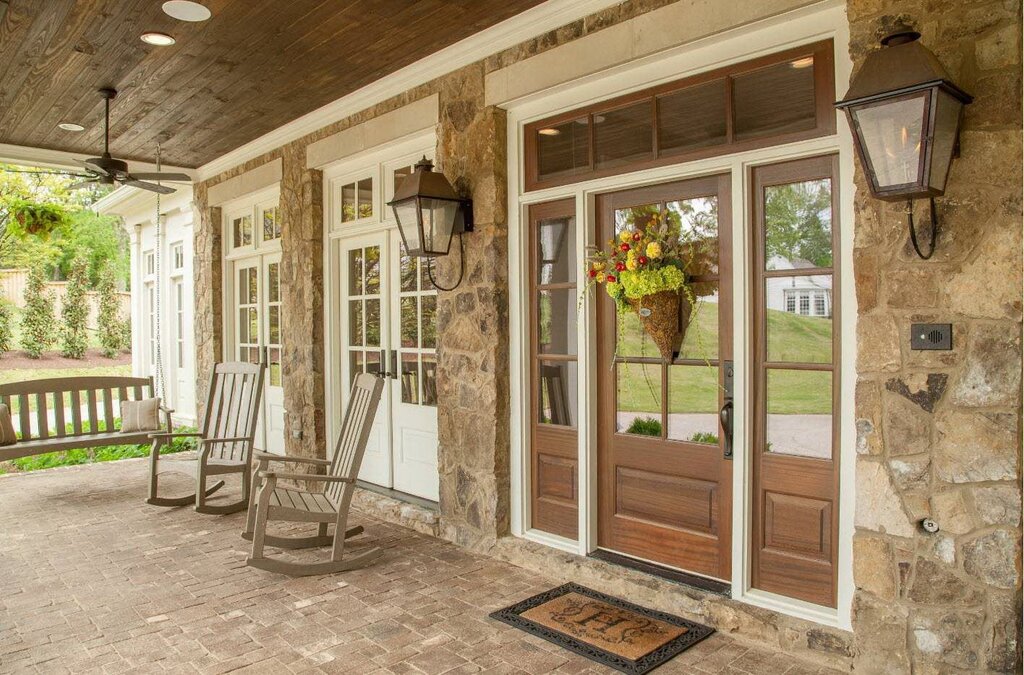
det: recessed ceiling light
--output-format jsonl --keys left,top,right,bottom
{"left": 162, "top": 0, "right": 212, "bottom": 22}
{"left": 538, "top": 128, "right": 561, "bottom": 136}
{"left": 790, "top": 56, "right": 815, "bottom": 69}
{"left": 58, "top": 122, "right": 85, "bottom": 132}
{"left": 141, "top": 31, "right": 176, "bottom": 46}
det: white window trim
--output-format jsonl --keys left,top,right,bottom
{"left": 222, "top": 185, "right": 281, "bottom": 260}
{"left": 505, "top": 2, "right": 855, "bottom": 631}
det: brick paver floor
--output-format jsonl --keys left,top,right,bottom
{"left": 0, "top": 459, "right": 842, "bottom": 674}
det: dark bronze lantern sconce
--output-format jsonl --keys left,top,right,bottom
{"left": 835, "top": 29, "right": 972, "bottom": 259}
{"left": 387, "top": 157, "right": 473, "bottom": 290}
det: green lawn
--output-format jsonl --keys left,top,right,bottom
{"left": 0, "top": 364, "right": 133, "bottom": 414}
{"left": 617, "top": 303, "right": 832, "bottom": 415}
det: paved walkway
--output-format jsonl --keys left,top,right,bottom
{"left": 0, "top": 460, "right": 841, "bottom": 674}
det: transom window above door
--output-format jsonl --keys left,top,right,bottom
{"left": 340, "top": 177, "right": 374, "bottom": 223}
{"left": 524, "top": 40, "right": 835, "bottom": 191}
{"left": 226, "top": 190, "right": 283, "bottom": 253}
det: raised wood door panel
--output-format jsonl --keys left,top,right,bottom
{"left": 596, "top": 175, "right": 732, "bottom": 580}
{"left": 529, "top": 199, "right": 579, "bottom": 539}
{"left": 751, "top": 155, "right": 840, "bottom": 607}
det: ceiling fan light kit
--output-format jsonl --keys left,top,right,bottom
{"left": 162, "top": 0, "right": 212, "bottom": 22}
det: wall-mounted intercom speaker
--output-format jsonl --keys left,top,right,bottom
{"left": 910, "top": 323, "right": 953, "bottom": 351}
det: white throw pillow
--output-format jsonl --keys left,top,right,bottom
{"left": 121, "top": 398, "right": 161, "bottom": 433}
{"left": 0, "top": 404, "right": 16, "bottom": 446}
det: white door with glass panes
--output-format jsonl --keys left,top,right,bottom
{"left": 337, "top": 232, "right": 439, "bottom": 501}
{"left": 225, "top": 193, "right": 285, "bottom": 454}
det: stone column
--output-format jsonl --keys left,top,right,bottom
{"left": 279, "top": 144, "right": 327, "bottom": 459}
{"left": 848, "top": 2, "right": 1022, "bottom": 673}
{"left": 192, "top": 184, "right": 221, "bottom": 424}
{"left": 434, "top": 65, "right": 511, "bottom": 549}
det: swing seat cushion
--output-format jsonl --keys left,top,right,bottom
{"left": 0, "top": 405, "right": 16, "bottom": 446}
{"left": 121, "top": 398, "right": 161, "bottom": 433}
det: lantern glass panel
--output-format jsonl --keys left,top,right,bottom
{"left": 928, "top": 89, "right": 964, "bottom": 193}
{"left": 421, "top": 198, "right": 459, "bottom": 255}
{"left": 851, "top": 91, "right": 927, "bottom": 190}
{"left": 393, "top": 200, "right": 422, "bottom": 253}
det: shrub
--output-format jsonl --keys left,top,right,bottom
{"left": 60, "top": 257, "right": 89, "bottom": 359}
{"left": 689, "top": 432, "right": 719, "bottom": 444}
{"left": 626, "top": 416, "right": 662, "bottom": 436}
{"left": 0, "top": 298, "right": 13, "bottom": 354}
{"left": 20, "top": 264, "right": 55, "bottom": 358}
{"left": 97, "top": 264, "right": 125, "bottom": 358}
{"left": 9, "top": 424, "right": 199, "bottom": 473}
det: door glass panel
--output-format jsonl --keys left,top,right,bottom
{"left": 538, "top": 289, "right": 577, "bottom": 355}
{"left": 268, "top": 348, "right": 282, "bottom": 386}
{"left": 400, "top": 297, "right": 417, "bottom": 348}
{"left": 238, "top": 309, "right": 249, "bottom": 343}
{"left": 764, "top": 179, "right": 832, "bottom": 270}
{"left": 401, "top": 354, "right": 419, "bottom": 404}
{"left": 766, "top": 369, "right": 832, "bottom": 458}
{"left": 537, "top": 215, "right": 576, "bottom": 284}
{"left": 233, "top": 215, "right": 252, "bottom": 248}
{"left": 538, "top": 360, "right": 577, "bottom": 427}
{"left": 668, "top": 196, "right": 719, "bottom": 276}
{"left": 733, "top": 59, "right": 817, "bottom": 141}
{"left": 349, "top": 301, "right": 363, "bottom": 345}
{"left": 658, "top": 80, "right": 728, "bottom": 156}
{"left": 422, "top": 354, "right": 437, "bottom": 405}
{"left": 341, "top": 183, "right": 356, "bottom": 222}
{"left": 668, "top": 365, "right": 719, "bottom": 443}
{"left": 616, "top": 310, "right": 653, "bottom": 358}
{"left": 679, "top": 296, "right": 719, "bottom": 361}
{"left": 268, "top": 263, "right": 280, "bottom": 302}
{"left": 767, "top": 276, "right": 832, "bottom": 363}
{"left": 594, "top": 100, "right": 654, "bottom": 169}
{"left": 248, "top": 268, "right": 258, "bottom": 303}
{"left": 348, "top": 249, "right": 363, "bottom": 294}
{"left": 365, "top": 350, "right": 381, "bottom": 378}
{"left": 420, "top": 296, "right": 437, "bottom": 349}
{"left": 268, "top": 306, "right": 280, "bottom": 343}
{"left": 400, "top": 248, "right": 417, "bottom": 292}
{"left": 357, "top": 178, "right": 373, "bottom": 219}
{"left": 614, "top": 203, "right": 661, "bottom": 237}
{"left": 616, "top": 362, "right": 662, "bottom": 435}
{"left": 365, "top": 299, "right": 380, "bottom": 347}
{"left": 349, "top": 351, "right": 363, "bottom": 386}
{"left": 536, "top": 117, "right": 590, "bottom": 181}
{"left": 365, "top": 246, "right": 381, "bottom": 294}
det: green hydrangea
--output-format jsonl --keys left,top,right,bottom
{"left": 606, "top": 265, "right": 685, "bottom": 303}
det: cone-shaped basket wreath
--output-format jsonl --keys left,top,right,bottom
{"left": 628, "top": 289, "right": 692, "bottom": 361}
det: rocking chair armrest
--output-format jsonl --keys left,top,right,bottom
{"left": 258, "top": 470, "right": 354, "bottom": 484}
{"left": 255, "top": 452, "right": 331, "bottom": 467}
{"left": 149, "top": 431, "right": 202, "bottom": 439}
{"left": 159, "top": 405, "right": 175, "bottom": 414}
{"left": 202, "top": 436, "right": 252, "bottom": 444}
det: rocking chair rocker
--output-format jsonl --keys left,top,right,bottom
{"left": 243, "top": 373, "right": 384, "bottom": 576}
{"left": 147, "top": 361, "right": 265, "bottom": 514}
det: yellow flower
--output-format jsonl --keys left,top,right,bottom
{"left": 592, "top": 261, "right": 605, "bottom": 272}
{"left": 646, "top": 242, "right": 663, "bottom": 259}
{"left": 625, "top": 251, "right": 638, "bottom": 271}
{"left": 619, "top": 230, "right": 632, "bottom": 243}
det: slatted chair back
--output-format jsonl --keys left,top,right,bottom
{"left": 201, "top": 362, "right": 266, "bottom": 461}
{"left": 325, "top": 373, "right": 385, "bottom": 505}
{"left": 0, "top": 376, "right": 156, "bottom": 441}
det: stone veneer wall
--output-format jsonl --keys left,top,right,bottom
{"left": 847, "top": 1, "right": 1022, "bottom": 673}
{"left": 189, "top": 0, "right": 1024, "bottom": 670}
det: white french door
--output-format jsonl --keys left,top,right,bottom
{"left": 337, "top": 231, "right": 439, "bottom": 501}
{"left": 229, "top": 253, "right": 285, "bottom": 454}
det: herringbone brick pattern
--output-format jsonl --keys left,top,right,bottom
{"left": 0, "top": 460, "right": 841, "bottom": 674}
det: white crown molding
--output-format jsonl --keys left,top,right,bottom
{"left": 93, "top": 184, "right": 195, "bottom": 220}
{"left": 0, "top": 142, "right": 195, "bottom": 176}
{"left": 194, "top": 0, "right": 623, "bottom": 182}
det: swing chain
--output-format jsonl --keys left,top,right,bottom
{"left": 153, "top": 145, "right": 167, "bottom": 402}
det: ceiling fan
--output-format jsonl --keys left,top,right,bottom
{"left": 65, "top": 88, "right": 191, "bottom": 194}
{"left": 6, "top": 88, "right": 192, "bottom": 194}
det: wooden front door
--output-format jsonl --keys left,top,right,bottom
{"left": 596, "top": 174, "right": 733, "bottom": 580}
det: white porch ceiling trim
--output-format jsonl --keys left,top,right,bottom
{"left": 195, "top": 0, "right": 623, "bottom": 182}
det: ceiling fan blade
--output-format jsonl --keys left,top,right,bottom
{"left": 0, "top": 167, "right": 92, "bottom": 178}
{"left": 124, "top": 179, "right": 176, "bottom": 195}
{"left": 80, "top": 159, "right": 110, "bottom": 177}
{"left": 129, "top": 172, "right": 192, "bottom": 182}
{"left": 68, "top": 179, "right": 100, "bottom": 190}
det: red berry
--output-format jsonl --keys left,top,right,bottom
{"left": 632, "top": 232, "right": 642, "bottom": 241}
{"left": 620, "top": 243, "right": 631, "bottom": 252}
{"left": 606, "top": 274, "right": 616, "bottom": 283}
{"left": 638, "top": 256, "right": 648, "bottom": 265}
{"left": 588, "top": 269, "right": 597, "bottom": 278}
{"left": 615, "top": 262, "right": 626, "bottom": 272}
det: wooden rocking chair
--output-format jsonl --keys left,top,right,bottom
{"left": 243, "top": 373, "right": 384, "bottom": 576}
{"left": 148, "top": 361, "right": 266, "bottom": 514}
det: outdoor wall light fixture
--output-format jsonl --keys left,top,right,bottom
{"left": 835, "top": 29, "right": 972, "bottom": 259}
{"left": 388, "top": 157, "right": 473, "bottom": 290}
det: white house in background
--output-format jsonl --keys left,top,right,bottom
{"left": 94, "top": 185, "right": 198, "bottom": 426}
{"left": 766, "top": 255, "right": 833, "bottom": 318}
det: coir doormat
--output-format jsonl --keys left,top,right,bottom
{"left": 489, "top": 583, "right": 714, "bottom": 674}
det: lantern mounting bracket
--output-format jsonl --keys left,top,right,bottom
{"left": 426, "top": 232, "right": 466, "bottom": 291}
{"left": 907, "top": 197, "right": 938, "bottom": 260}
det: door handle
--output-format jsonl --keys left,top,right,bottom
{"left": 719, "top": 400, "right": 733, "bottom": 459}
{"left": 389, "top": 349, "right": 398, "bottom": 379}
{"left": 375, "top": 350, "right": 388, "bottom": 379}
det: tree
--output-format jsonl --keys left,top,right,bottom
{"left": 97, "top": 264, "right": 126, "bottom": 358}
{"left": 21, "top": 264, "right": 55, "bottom": 358}
{"left": 61, "top": 257, "right": 90, "bottom": 359}
{"left": 764, "top": 180, "right": 833, "bottom": 268}
{"left": 0, "top": 297, "right": 13, "bottom": 354}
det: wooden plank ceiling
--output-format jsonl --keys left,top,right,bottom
{"left": 0, "top": 0, "right": 547, "bottom": 168}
